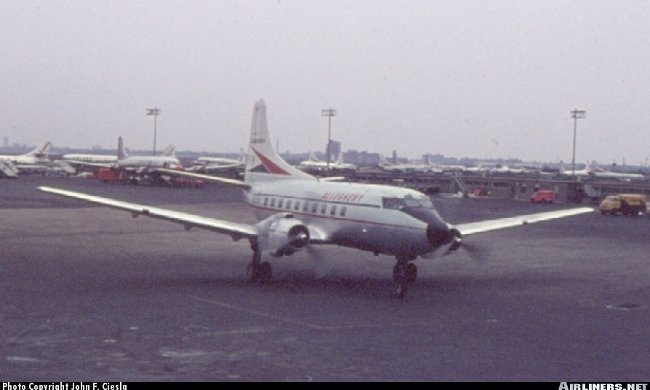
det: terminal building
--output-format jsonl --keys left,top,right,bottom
{"left": 343, "top": 169, "right": 650, "bottom": 204}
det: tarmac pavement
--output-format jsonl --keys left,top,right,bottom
{"left": 1, "top": 176, "right": 648, "bottom": 381}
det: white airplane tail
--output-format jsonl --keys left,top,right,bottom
{"left": 587, "top": 160, "right": 603, "bottom": 173}
{"left": 117, "top": 136, "right": 128, "bottom": 160}
{"left": 25, "top": 141, "right": 51, "bottom": 157}
{"left": 245, "top": 100, "right": 314, "bottom": 183}
{"left": 163, "top": 145, "right": 176, "bottom": 157}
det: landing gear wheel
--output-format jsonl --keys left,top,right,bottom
{"left": 258, "top": 261, "right": 272, "bottom": 283}
{"left": 247, "top": 261, "right": 272, "bottom": 283}
{"left": 393, "top": 264, "right": 406, "bottom": 283}
{"left": 246, "top": 262, "right": 257, "bottom": 282}
{"left": 406, "top": 263, "right": 418, "bottom": 284}
{"left": 393, "top": 262, "right": 416, "bottom": 299}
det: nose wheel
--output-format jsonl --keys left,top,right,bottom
{"left": 393, "top": 257, "right": 417, "bottom": 299}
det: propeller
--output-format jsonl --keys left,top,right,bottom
{"left": 457, "top": 240, "right": 490, "bottom": 264}
{"left": 305, "top": 246, "right": 334, "bottom": 278}
{"left": 432, "top": 195, "right": 491, "bottom": 264}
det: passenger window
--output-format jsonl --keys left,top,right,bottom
{"left": 311, "top": 203, "right": 318, "bottom": 213}
{"left": 294, "top": 201, "right": 300, "bottom": 211}
{"left": 286, "top": 200, "right": 292, "bottom": 209}
{"left": 340, "top": 206, "right": 347, "bottom": 217}
{"left": 303, "top": 202, "right": 309, "bottom": 212}
{"left": 263, "top": 197, "right": 268, "bottom": 207}
{"left": 330, "top": 205, "right": 337, "bottom": 216}
{"left": 321, "top": 203, "right": 327, "bottom": 214}
{"left": 278, "top": 198, "right": 284, "bottom": 208}
{"left": 270, "top": 198, "right": 275, "bottom": 207}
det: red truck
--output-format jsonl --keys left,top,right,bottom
{"left": 530, "top": 190, "right": 556, "bottom": 203}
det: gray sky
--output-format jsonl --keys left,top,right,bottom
{"left": 2, "top": 0, "right": 650, "bottom": 164}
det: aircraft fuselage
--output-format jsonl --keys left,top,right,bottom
{"left": 244, "top": 179, "right": 454, "bottom": 259}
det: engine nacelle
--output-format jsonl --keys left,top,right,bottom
{"left": 422, "top": 225, "right": 463, "bottom": 259}
{"left": 257, "top": 213, "right": 310, "bottom": 257}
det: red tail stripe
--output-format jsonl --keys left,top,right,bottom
{"left": 251, "top": 147, "right": 290, "bottom": 175}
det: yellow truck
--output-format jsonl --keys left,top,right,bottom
{"left": 599, "top": 193, "right": 647, "bottom": 216}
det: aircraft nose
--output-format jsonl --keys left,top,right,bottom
{"left": 426, "top": 222, "right": 453, "bottom": 248}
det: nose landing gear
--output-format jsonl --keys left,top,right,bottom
{"left": 393, "top": 255, "right": 417, "bottom": 299}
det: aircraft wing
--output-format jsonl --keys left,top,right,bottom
{"left": 38, "top": 186, "right": 258, "bottom": 239}
{"left": 455, "top": 207, "right": 593, "bottom": 236}
{"left": 156, "top": 168, "right": 250, "bottom": 189}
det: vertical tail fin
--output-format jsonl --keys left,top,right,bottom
{"left": 117, "top": 136, "right": 128, "bottom": 160}
{"left": 336, "top": 153, "right": 343, "bottom": 165}
{"left": 162, "top": 145, "right": 176, "bottom": 157}
{"left": 24, "top": 141, "right": 51, "bottom": 157}
{"left": 245, "top": 100, "right": 314, "bottom": 183}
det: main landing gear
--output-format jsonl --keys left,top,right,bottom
{"left": 247, "top": 241, "right": 272, "bottom": 283}
{"left": 393, "top": 255, "right": 417, "bottom": 299}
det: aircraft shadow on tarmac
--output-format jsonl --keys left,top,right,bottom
{"left": 103, "top": 264, "right": 576, "bottom": 302}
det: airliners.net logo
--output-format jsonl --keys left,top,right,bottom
{"left": 560, "top": 383, "right": 647, "bottom": 390}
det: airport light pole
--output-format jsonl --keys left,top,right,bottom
{"left": 321, "top": 108, "right": 336, "bottom": 173}
{"left": 146, "top": 108, "right": 161, "bottom": 156}
{"left": 570, "top": 109, "right": 586, "bottom": 177}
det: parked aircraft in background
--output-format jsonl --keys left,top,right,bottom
{"left": 65, "top": 137, "right": 181, "bottom": 172}
{"left": 113, "top": 137, "right": 183, "bottom": 179}
{"left": 559, "top": 161, "right": 645, "bottom": 181}
{"left": 379, "top": 151, "right": 440, "bottom": 173}
{"left": 463, "top": 163, "right": 526, "bottom": 174}
{"left": 62, "top": 153, "right": 118, "bottom": 165}
{"left": 63, "top": 143, "right": 177, "bottom": 168}
{"left": 187, "top": 153, "right": 246, "bottom": 173}
{"left": 39, "top": 100, "right": 592, "bottom": 298}
{"left": 0, "top": 141, "right": 52, "bottom": 173}
{"left": 297, "top": 152, "right": 357, "bottom": 173}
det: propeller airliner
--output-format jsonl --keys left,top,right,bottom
{"left": 40, "top": 100, "right": 592, "bottom": 297}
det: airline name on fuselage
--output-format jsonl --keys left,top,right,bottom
{"left": 321, "top": 192, "right": 364, "bottom": 202}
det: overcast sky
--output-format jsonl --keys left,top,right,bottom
{"left": 2, "top": 0, "right": 650, "bottom": 164}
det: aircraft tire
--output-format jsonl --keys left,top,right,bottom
{"left": 393, "top": 264, "right": 406, "bottom": 283}
{"left": 247, "top": 261, "right": 272, "bottom": 283}
{"left": 246, "top": 262, "right": 258, "bottom": 282}
{"left": 406, "top": 263, "right": 418, "bottom": 284}
{"left": 258, "top": 262, "right": 272, "bottom": 283}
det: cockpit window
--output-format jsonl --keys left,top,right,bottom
{"left": 382, "top": 198, "right": 404, "bottom": 210}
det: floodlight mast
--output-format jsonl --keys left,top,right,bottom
{"left": 570, "top": 109, "right": 586, "bottom": 177}
{"left": 321, "top": 108, "right": 336, "bottom": 173}
{"left": 146, "top": 108, "right": 161, "bottom": 156}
